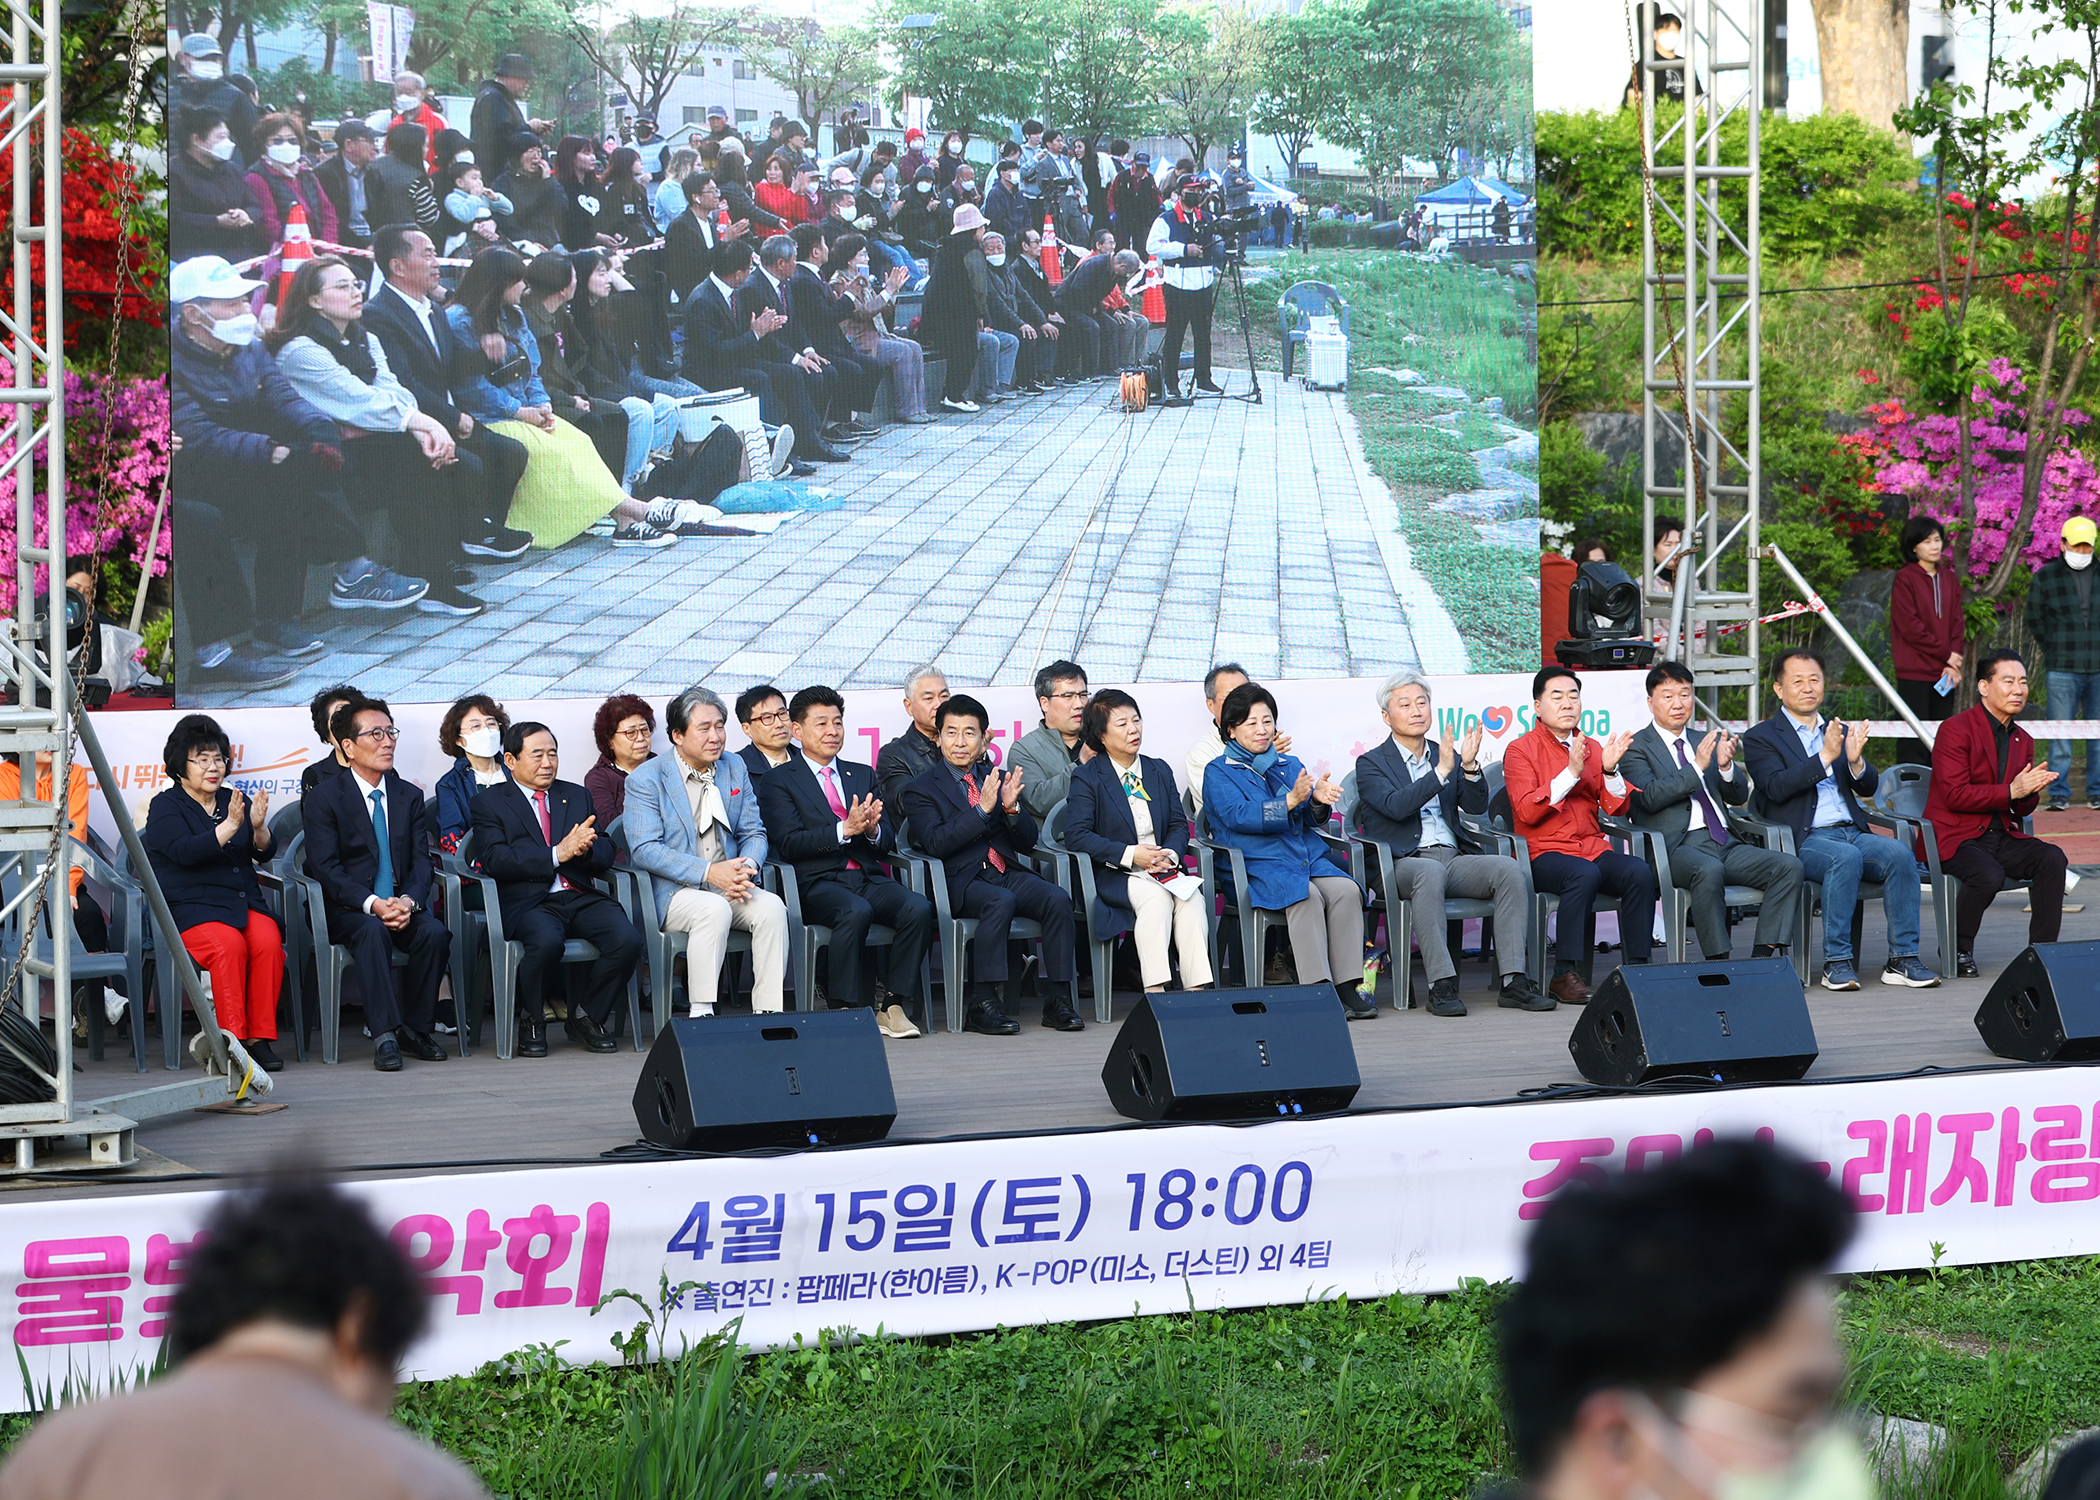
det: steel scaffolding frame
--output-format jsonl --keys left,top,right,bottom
{"left": 1639, "top": 0, "right": 1762, "bottom": 712}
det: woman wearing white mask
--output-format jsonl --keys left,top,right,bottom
{"left": 171, "top": 104, "right": 266, "bottom": 263}
{"left": 826, "top": 232, "right": 932, "bottom": 424}
{"left": 433, "top": 695, "right": 514, "bottom": 855}
{"left": 244, "top": 111, "right": 339, "bottom": 251}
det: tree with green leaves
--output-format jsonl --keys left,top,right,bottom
{"left": 1251, "top": 5, "right": 1344, "bottom": 180}
{"left": 1328, "top": 0, "right": 1527, "bottom": 185}
{"left": 882, "top": 0, "right": 1041, "bottom": 145}
{"left": 304, "top": 0, "right": 568, "bottom": 90}
{"left": 747, "top": 17, "right": 880, "bottom": 134}
{"left": 1152, "top": 2, "right": 1255, "bottom": 165}
{"left": 1032, "top": 0, "right": 1160, "bottom": 143}
{"left": 568, "top": 2, "right": 736, "bottom": 127}
{"left": 1893, "top": 0, "right": 2100, "bottom": 664}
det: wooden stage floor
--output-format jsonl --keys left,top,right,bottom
{"left": 30, "top": 893, "right": 2088, "bottom": 1206}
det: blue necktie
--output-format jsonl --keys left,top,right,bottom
{"left": 371, "top": 788, "right": 395, "bottom": 899}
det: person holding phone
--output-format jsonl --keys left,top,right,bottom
{"left": 1890, "top": 516, "right": 1965, "bottom": 721}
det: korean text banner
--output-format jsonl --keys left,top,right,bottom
{"left": 7, "top": 1066, "right": 2095, "bottom": 1407}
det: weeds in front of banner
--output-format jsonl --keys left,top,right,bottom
{"left": 1842, "top": 1251, "right": 2100, "bottom": 1495}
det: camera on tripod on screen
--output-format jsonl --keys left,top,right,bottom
{"left": 1200, "top": 188, "right": 1264, "bottom": 265}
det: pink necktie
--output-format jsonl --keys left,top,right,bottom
{"left": 963, "top": 774, "right": 1007, "bottom": 873}
{"left": 821, "top": 765, "right": 858, "bottom": 870}
{"left": 536, "top": 790, "right": 573, "bottom": 889}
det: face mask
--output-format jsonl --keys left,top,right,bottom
{"left": 916, "top": 182, "right": 932, "bottom": 194}
{"left": 207, "top": 136, "right": 236, "bottom": 161}
{"left": 1183, "top": 193, "right": 1203, "bottom": 208}
{"left": 987, "top": 252, "right": 1006, "bottom": 266}
{"left": 191, "top": 59, "right": 223, "bottom": 80}
{"left": 851, "top": 261, "right": 869, "bottom": 277}
{"left": 463, "top": 726, "right": 503, "bottom": 758}
{"left": 2069, "top": 551, "right": 2094, "bottom": 570}
{"left": 266, "top": 140, "right": 302, "bottom": 165}
{"left": 394, "top": 95, "right": 420, "bottom": 114}
{"left": 201, "top": 310, "right": 258, "bottom": 346}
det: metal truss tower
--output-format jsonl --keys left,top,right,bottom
{"left": 1639, "top": 0, "right": 1763, "bottom": 706}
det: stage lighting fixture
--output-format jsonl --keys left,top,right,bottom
{"left": 1556, "top": 560, "right": 1657, "bottom": 669}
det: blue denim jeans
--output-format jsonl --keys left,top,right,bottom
{"left": 2047, "top": 670, "right": 2100, "bottom": 799}
{"left": 867, "top": 239, "right": 925, "bottom": 288}
{"left": 1797, "top": 824, "right": 1921, "bottom": 966}
{"left": 617, "top": 393, "right": 679, "bottom": 489}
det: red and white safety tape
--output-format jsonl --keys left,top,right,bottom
{"left": 1650, "top": 600, "right": 1815, "bottom": 642}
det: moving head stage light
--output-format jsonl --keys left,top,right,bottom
{"left": 1555, "top": 560, "right": 1657, "bottom": 670}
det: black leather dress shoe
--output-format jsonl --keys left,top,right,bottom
{"left": 568, "top": 1013, "right": 619, "bottom": 1054}
{"left": 1041, "top": 999, "right": 1086, "bottom": 1032}
{"left": 1196, "top": 379, "right": 1225, "bottom": 394}
{"left": 373, "top": 1035, "right": 403, "bottom": 1072}
{"left": 396, "top": 1028, "right": 448, "bottom": 1062}
{"left": 787, "top": 459, "right": 820, "bottom": 477}
{"left": 1341, "top": 989, "right": 1378, "bottom": 1020}
{"left": 798, "top": 440, "right": 851, "bottom": 463}
{"left": 244, "top": 1039, "right": 286, "bottom": 1071}
{"left": 517, "top": 1018, "right": 548, "bottom": 1057}
{"left": 963, "top": 1004, "right": 1020, "bottom": 1036}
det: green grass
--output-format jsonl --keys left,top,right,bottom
{"left": 4, "top": 1259, "right": 2095, "bottom": 1498}
{"left": 1222, "top": 248, "right": 1542, "bottom": 670}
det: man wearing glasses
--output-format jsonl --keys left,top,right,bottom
{"left": 301, "top": 696, "right": 453, "bottom": 1071}
{"left": 1011, "top": 660, "right": 1092, "bottom": 820}
{"left": 734, "top": 684, "right": 799, "bottom": 779}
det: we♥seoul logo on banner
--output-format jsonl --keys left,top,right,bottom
{"left": 1431, "top": 672, "right": 1649, "bottom": 767}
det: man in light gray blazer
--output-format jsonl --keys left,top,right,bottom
{"left": 624, "top": 684, "right": 789, "bottom": 1016}
{"left": 1620, "top": 661, "right": 1802, "bottom": 963}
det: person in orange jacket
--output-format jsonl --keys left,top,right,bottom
{"left": 1501, "top": 666, "right": 1656, "bottom": 1005}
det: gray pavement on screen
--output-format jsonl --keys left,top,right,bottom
{"left": 186, "top": 369, "right": 1473, "bottom": 709}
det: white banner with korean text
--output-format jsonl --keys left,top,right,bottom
{"left": 6, "top": 1066, "right": 2096, "bottom": 1408}
{"left": 83, "top": 671, "right": 1653, "bottom": 843}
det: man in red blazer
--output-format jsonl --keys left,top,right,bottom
{"left": 1924, "top": 649, "right": 2067, "bottom": 977}
{"left": 1503, "top": 667, "right": 1657, "bottom": 1004}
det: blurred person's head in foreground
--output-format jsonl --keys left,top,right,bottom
{"left": 1498, "top": 1137, "right": 1861, "bottom": 1500}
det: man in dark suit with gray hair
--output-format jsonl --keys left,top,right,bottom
{"left": 1351, "top": 669, "right": 1544, "bottom": 1018}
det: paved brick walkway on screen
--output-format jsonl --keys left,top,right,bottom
{"left": 185, "top": 370, "right": 1472, "bottom": 708}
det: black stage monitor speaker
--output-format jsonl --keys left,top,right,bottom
{"left": 633, "top": 1010, "right": 897, "bottom": 1150}
{"left": 1101, "top": 986, "right": 1360, "bottom": 1122}
{"left": 1975, "top": 941, "right": 2100, "bottom": 1062}
{"left": 1568, "top": 957, "right": 1818, "bottom": 1086}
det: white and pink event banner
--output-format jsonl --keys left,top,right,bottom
{"left": 7, "top": 1066, "right": 2096, "bottom": 1407}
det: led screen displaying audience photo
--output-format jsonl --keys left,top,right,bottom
{"left": 166, "top": 0, "right": 1538, "bottom": 708}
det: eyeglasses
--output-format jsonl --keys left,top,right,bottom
{"left": 188, "top": 754, "right": 228, "bottom": 770}
{"left": 1046, "top": 690, "right": 1089, "bottom": 703}
{"left": 749, "top": 710, "right": 790, "bottom": 727}
{"left": 350, "top": 725, "right": 401, "bottom": 742}
{"left": 614, "top": 725, "right": 653, "bottom": 740}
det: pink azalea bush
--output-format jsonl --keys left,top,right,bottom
{"left": 1842, "top": 359, "right": 2100, "bottom": 578}
{"left": 0, "top": 359, "right": 171, "bottom": 613}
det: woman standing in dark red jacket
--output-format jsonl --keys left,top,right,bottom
{"left": 1891, "top": 515, "right": 1965, "bottom": 720}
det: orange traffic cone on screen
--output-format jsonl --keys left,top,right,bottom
{"left": 276, "top": 201, "right": 312, "bottom": 309}
{"left": 1141, "top": 257, "right": 1165, "bottom": 324}
{"left": 1041, "top": 212, "right": 1062, "bottom": 287}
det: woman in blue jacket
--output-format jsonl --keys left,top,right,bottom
{"left": 433, "top": 693, "right": 512, "bottom": 855}
{"left": 1202, "top": 682, "right": 1369, "bottom": 1016}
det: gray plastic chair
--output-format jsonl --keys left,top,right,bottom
{"left": 5, "top": 841, "right": 152, "bottom": 1070}
{"left": 1872, "top": 762, "right": 1985, "bottom": 975}
{"left": 1037, "top": 800, "right": 1218, "bottom": 1024}
{"left": 1341, "top": 770, "right": 1507, "bottom": 1010}
{"left": 609, "top": 816, "right": 748, "bottom": 1037}
{"left": 894, "top": 819, "right": 1066, "bottom": 1032}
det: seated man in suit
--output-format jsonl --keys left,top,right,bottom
{"left": 877, "top": 664, "right": 948, "bottom": 805}
{"left": 300, "top": 696, "right": 450, "bottom": 1072}
{"left": 1923, "top": 649, "right": 2067, "bottom": 978}
{"left": 900, "top": 694, "right": 1083, "bottom": 1036}
{"left": 1502, "top": 667, "right": 1657, "bottom": 1006}
{"left": 1621, "top": 661, "right": 1803, "bottom": 964}
{"left": 789, "top": 221, "right": 883, "bottom": 438}
{"left": 757, "top": 686, "right": 936, "bottom": 1040}
{"left": 735, "top": 683, "right": 798, "bottom": 779}
{"left": 681, "top": 238, "right": 844, "bottom": 464}
{"left": 1742, "top": 648, "right": 1938, "bottom": 992}
{"left": 361, "top": 222, "right": 530, "bottom": 561}
{"left": 623, "top": 686, "right": 788, "bottom": 1018}
{"left": 739, "top": 235, "right": 848, "bottom": 447}
{"left": 469, "top": 721, "right": 644, "bottom": 1056}
{"left": 1353, "top": 670, "right": 1543, "bottom": 1017}
{"left": 664, "top": 173, "right": 743, "bottom": 304}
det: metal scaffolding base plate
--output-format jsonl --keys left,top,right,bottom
{"left": 0, "top": 1115, "right": 138, "bottom": 1172}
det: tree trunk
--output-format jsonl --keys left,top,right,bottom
{"left": 322, "top": 20, "right": 336, "bottom": 77}
{"left": 243, "top": 20, "right": 258, "bottom": 72}
{"left": 1811, "top": 0, "right": 1909, "bottom": 131}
